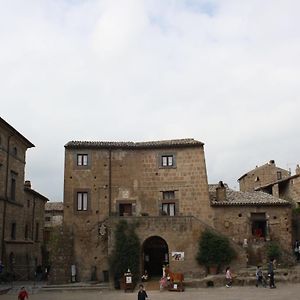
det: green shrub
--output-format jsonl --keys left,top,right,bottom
{"left": 197, "top": 230, "right": 236, "bottom": 271}
{"left": 266, "top": 241, "right": 282, "bottom": 260}
{"left": 109, "top": 220, "right": 140, "bottom": 285}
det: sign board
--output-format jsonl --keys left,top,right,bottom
{"left": 171, "top": 251, "right": 184, "bottom": 261}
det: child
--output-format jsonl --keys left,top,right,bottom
{"left": 225, "top": 266, "right": 232, "bottom": 288}
{"left": 137, "top": 284, "right": 148, "bottom": 300}
{"left": 18, "top": 287, "right": 29, "bottom": 300}
{"left": 255, "top": 266, "right": 264, "bottom": 287}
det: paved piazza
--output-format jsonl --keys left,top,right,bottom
{"left": 2, "top": 284, "right": 300, "bottom": 300}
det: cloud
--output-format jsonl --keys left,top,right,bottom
{"left": 0, "top": 0, "right": 299, "bottom": 200}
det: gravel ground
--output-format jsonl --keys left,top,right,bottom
{"left": 1, "top": 283, "right": 300, "bottom": 300}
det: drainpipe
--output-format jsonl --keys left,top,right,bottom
{"left": 1, "top": 133, "right": 13, "bottom": 261}
{"left": 108, "top": 148, "right": 112, "bottom": 216}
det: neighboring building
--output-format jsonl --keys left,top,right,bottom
{"left": 238, "top": 161, "right": 300, "bottom": 244}
{"left": 43, "top": 202, "right": 64, "bottom": 274}
{"left": 209, "top": 182, "right": 292, "bottom": 263}
{"left": 0, "top": 117, "right": 48, "bottom": 279}
{"left": 255, "top": 166, "right": 300, "bottom": 207}
{"left": 63, "top": 139, "right": 237, "bottom": 282}
{"left": 238, "top": 160, "right": 290, "bottom": 193}
{"left": 45, "top": 202, "right": 63, "bottom": 229}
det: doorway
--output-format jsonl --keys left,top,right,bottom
{"left": 142, "top": 236, "right": 169, "bottom": 277}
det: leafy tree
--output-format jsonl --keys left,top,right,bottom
{"left": 266, "top": 241, "right": 282, "bottom": 261}
{"left": 197, "top": 230, "right": 236, "bottom": 272}
{"left": 109, "top": 220, "right": 140, "bottom": 285}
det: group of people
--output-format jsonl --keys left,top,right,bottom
{"left": 226, "top": 258, "right": 277, "bottom": 289}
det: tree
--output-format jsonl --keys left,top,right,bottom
{"left": 109, "top": 220, "right": 140, "bottom": 286}
{"left": 197, "top": 230, "right": 236, "bottom": 273}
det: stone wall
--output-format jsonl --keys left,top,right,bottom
{"left": 239, "top": 161, "right": 290, "bottom": 192}
{"left": 213, "top": 205, "right": 292, "bottom": 254}
{"left": 63, "top": 143, "right": 222, "bottom": 281}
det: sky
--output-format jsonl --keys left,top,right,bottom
{"left": 1, "top": 0, "right": 300, "bottom": 201}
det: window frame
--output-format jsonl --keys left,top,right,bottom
{"left": 10, "top": 177, "right": 16, "bottom": 201}
{"left": 77, "top": 191, "right": 88, "bottom": 211}
{"left": 77, "top": 154, "right": 88, "bottom": 166}
{"left": 159, "top": 153, "right": 176, "bottom": 168}
{"left": 162, "top": 202, "right": 176, "bottom": 216}
{"left": 11, "top": 222, "right": 16, "bottom": 240}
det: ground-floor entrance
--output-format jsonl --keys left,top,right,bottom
{"left": 142, "top": 236, "right": 169, "bottom": 277}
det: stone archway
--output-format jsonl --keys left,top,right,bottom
{"left": 142, "top": 236, "right": 169, "bottom": 277}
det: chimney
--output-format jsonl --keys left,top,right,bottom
{"left": 269, "top": 160, "right": 275, "bottom": 165}
{"left": 216, "top": 181, "right": 226, "bottom": 202}
{"left": 24, "top": 180, "right": 31, "bottom": 189}
{"left": 296, "top": 165, "right": 300, "bottom": 175}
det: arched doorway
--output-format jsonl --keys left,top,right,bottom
{"left": 142, "top": 236, "right": 169, "bottom": 277}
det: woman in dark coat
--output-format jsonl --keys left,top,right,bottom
{"left": 137, "top": 284, "right": 148, "bottom": 300}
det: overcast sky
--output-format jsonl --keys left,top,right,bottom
{"left": 1, "top": 0, "right": 300, "bottom": 201}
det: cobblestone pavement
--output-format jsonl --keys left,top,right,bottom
{"left": 2, "top": 284, "right": 300, "bottom": 300}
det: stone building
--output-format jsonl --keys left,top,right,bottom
{"left": 62, "top": 139, "right": 294, "bottom": 283}
{"left": 209, "top": 182, "right": 292, "bottom": 263}
{"left": 0, "top": 117, "right": 48, "bottom": 279}
{"left": 45, "top": 202, "right": 63, "bottom": 229}
{"left": 63, "top": 139, "right": 247, "bottom": 282}
{"left": 238, "top": 160, "right": 290, "bottom": 193}
{"left": 254, "top": 166, "right": 300, "bottom": 207}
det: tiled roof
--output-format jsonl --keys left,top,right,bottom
{"left": 45, "top": 202, "right": 63, "bottom": 211}
{"left": 24, "top": 187, "right": 49, "bottom": 202}
{"left": 255, "top": 174, "right": 300, "bottom": 190}
{"left": 209, "top": 184, "right": 290, "bottom": 206}
{"left": 65, "top": 138, "right": 204, "bottom": 149}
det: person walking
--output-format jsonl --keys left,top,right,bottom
{"left": 225, "top": 266, "right": 233, "bottom": 288}
{"left": 255, "top": 265, "right": 266, "bottom": 287}
{"left": 137, "top": 284, "right": 148, "bottom": 300}
{"left": 18, "top": 287, "right": 29, "bottom": 300}
{"left": 268, "top": 258, "right": 276, "bottom": 289}
{"left": 294, "top": 240, "right": 300, "bottom": 261}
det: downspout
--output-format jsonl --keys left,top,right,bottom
{"left": 108, "top": 148, "right": 112, "bottom": 216}
{"left": 1, "top": 133, "right": 13, "bottom": 261}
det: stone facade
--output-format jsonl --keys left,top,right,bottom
{"left": 0, "top": 117, "right": 48, "bottom": 279}
{"left": 238, "top": 160, "right": 290, "bottom": 192}
{"left": 63, "top": 139, "right": 244, "bottom": 282}
{"left": 62, "top": 139, "right": 293, "bottom": 283}
{"left": 210, "top": 183, "right": 292, "bottom": 264}
{"left": 45, "top": 202, "right": 63, "bottom": 229}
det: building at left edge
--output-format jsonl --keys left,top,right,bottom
{"left": 0, "top": 117, "right": 49, "bottom": 280}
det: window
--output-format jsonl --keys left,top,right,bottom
{"left": 45, "top": 216, "right": 51, "bottom": 222}
{"left": 27, "top": 199, "right": 30, "bottom": 208}
{"left": 11, "top": 223, "right": 16, "bottom": 240}
{"left": 162, "top": 203, "right": 175, "bottom": 216}
{"left": 13, "top": 147, "right": 17, "bottom": 156}
{"left": 25, "top": 224, "right": 29, "bottom": 240}
{"left": 161, "top": 155, "right": 174, "bottom": 167}
{"left": 119, "top": 203, "right": 133, "bottom": 216}
{"left": 277, "top": 171, "right": 282, "bottom": 180}
{"left": 10, "top": 178, "right": 16, "bottom": 201}
{"left": 251, "top": 213, "right": 267, "bottom": 239}
{"left": 35, "top": 223, "right": 39, "bottom": 241}
{"left": 77, "top": 192, "right": 88, "bottom": 211}
{"left": 163, "top": 191, "right": 175, "bottom": 200}
{"left": 77, "top": 154, "right": 88, "bottom": 166}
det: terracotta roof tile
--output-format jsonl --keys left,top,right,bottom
{"left": 209, "top": 184, "right": 290, "bottom": 206}
{"left": 45, "top": 202, "right": 63, "bottom": 211}
{"left": 65, "top": 138, "right": 204, "bottom": 149}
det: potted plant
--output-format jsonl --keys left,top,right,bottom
{"left": 197, "top": 230, "right": 236, "bottom": 274}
